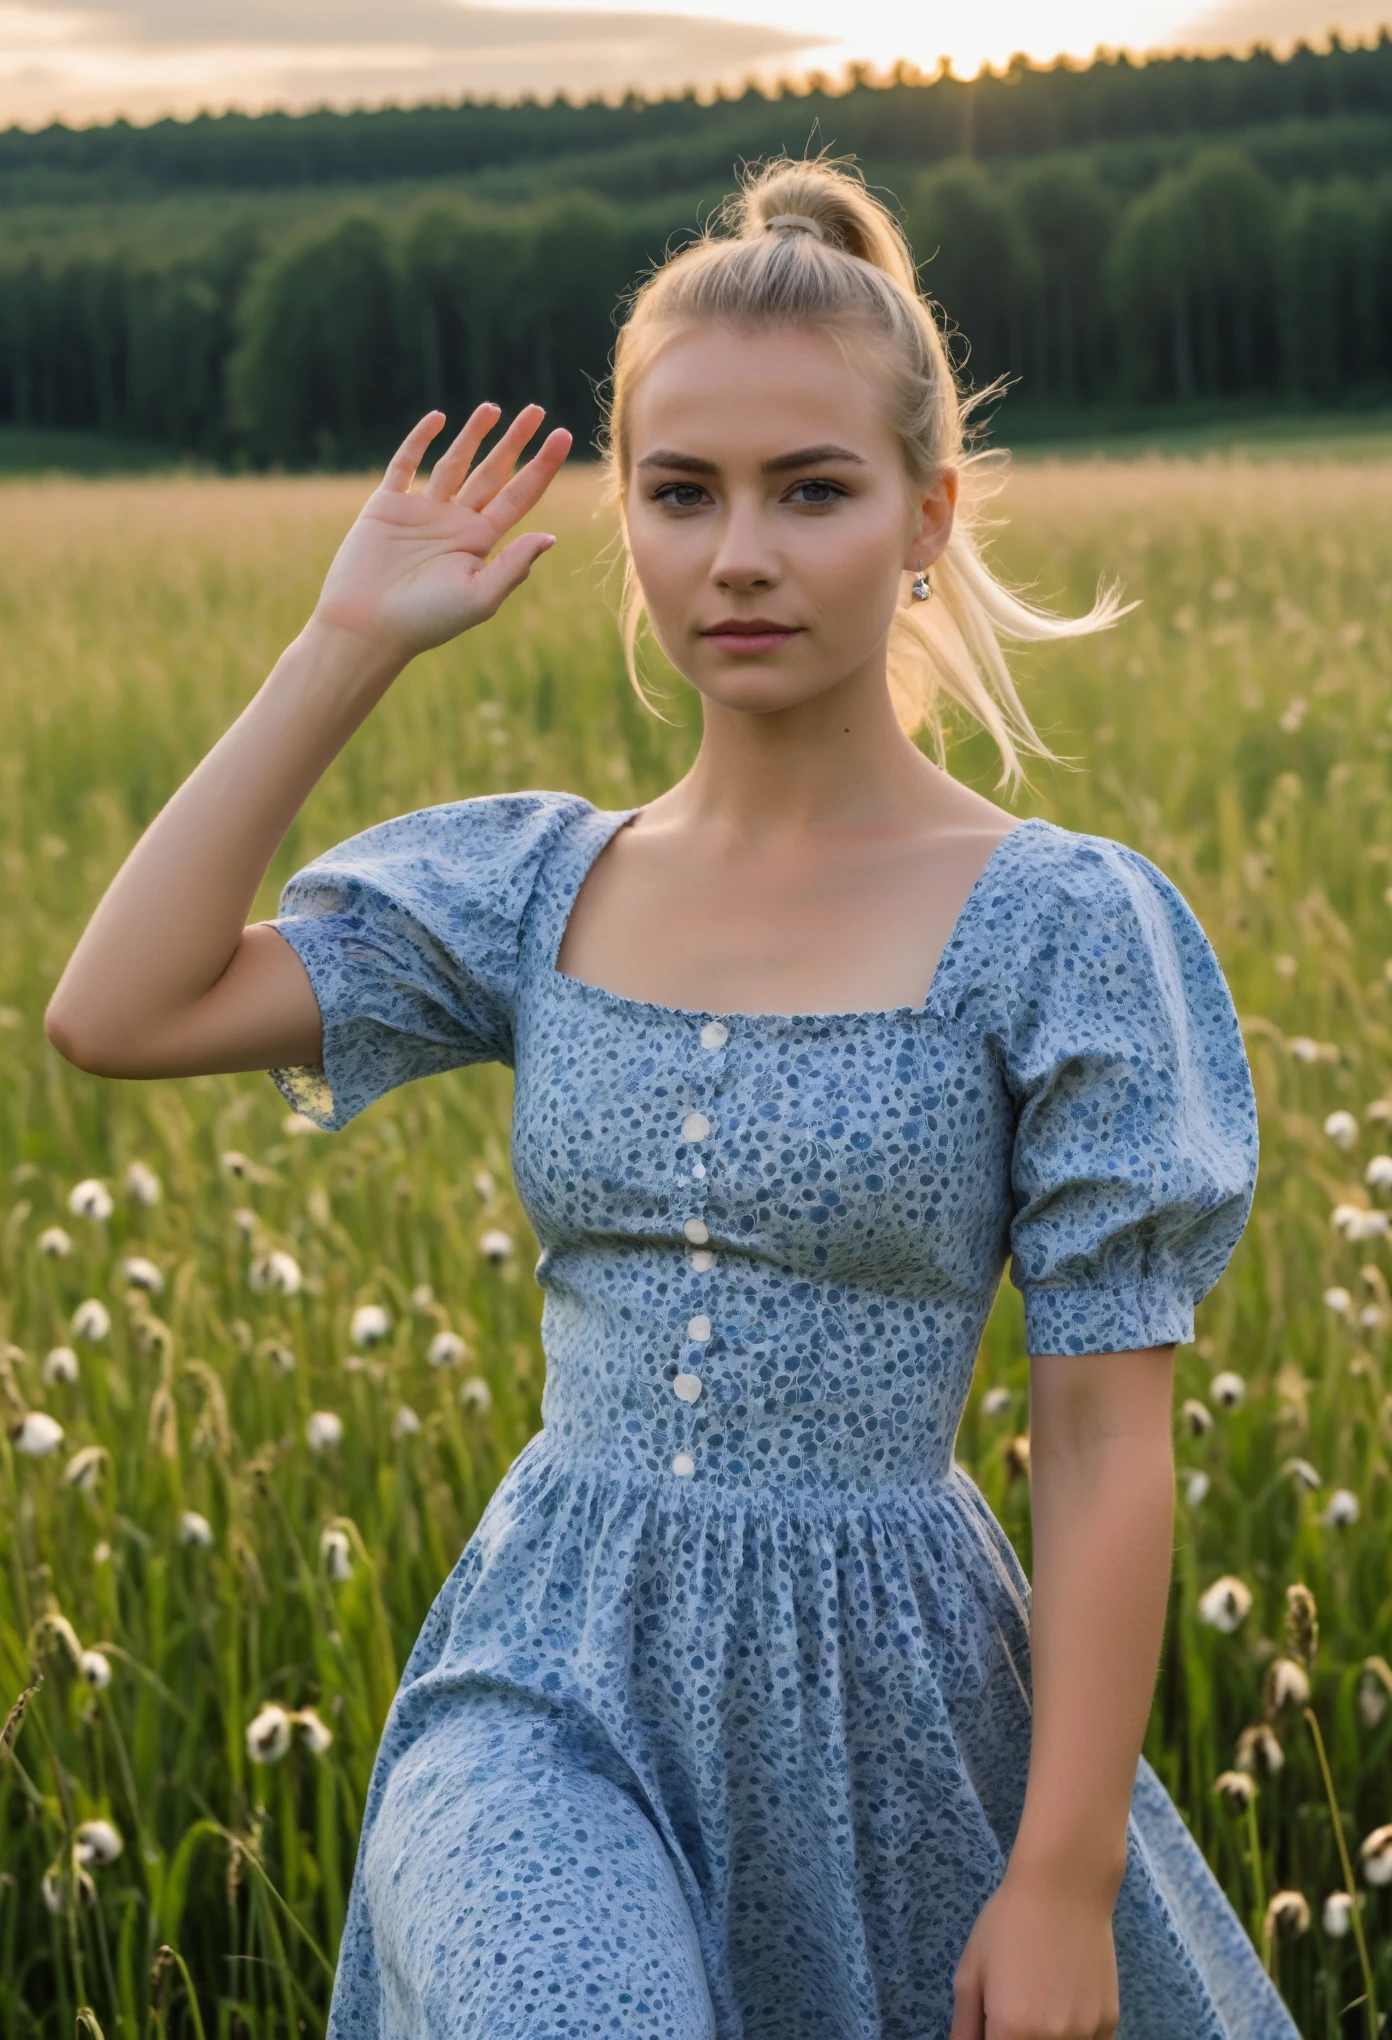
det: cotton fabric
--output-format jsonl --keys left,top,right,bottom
{"left": 267, "top": 792, "right": 1293, "bottom": 2040}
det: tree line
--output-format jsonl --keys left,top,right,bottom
{"left": 1, "top": 140, "right": 1390, "bottom": 463}
{"left": 3, "top": 36, "right": 1391, "bottom": 202}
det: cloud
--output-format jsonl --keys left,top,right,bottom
{"left": 1173, "top": 0, "right": 1388, "bottom": 48}
{"left": 0, "top": 2, "right": 825, "bottom": 124}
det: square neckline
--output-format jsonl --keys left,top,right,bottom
{"left": 545, "top": 803, "right": 1047, "bottom": 1028}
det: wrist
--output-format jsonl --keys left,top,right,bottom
{"left": 1002, "top": 1835, "right": 1128, "bottom": 1912}
{"left": 298, "top": 611, "right": 410, "bottom": 690}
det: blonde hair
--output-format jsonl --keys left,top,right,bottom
{"left": 598, "top": 156, "right": 1128, "bottom": 792}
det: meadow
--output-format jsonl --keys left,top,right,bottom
{"left": 1, "top": 452, "right": 1391, "bottom": 2038}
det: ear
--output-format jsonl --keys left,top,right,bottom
{"left": 902, "top": 468, "right": 959, "bottom": 573}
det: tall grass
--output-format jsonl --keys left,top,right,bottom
{"left": 1, "top": 458, "right": 1389, "bottom": 2035}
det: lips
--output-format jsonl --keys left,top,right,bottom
{"left": 700, "top": 619, "right": 804, "bottom": 655}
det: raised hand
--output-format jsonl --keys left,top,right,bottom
{"left": 312, "top": 403, "right": 572, "bottom": 664}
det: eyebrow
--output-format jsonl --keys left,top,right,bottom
{"left": 635, "top": 444, "right": 868, "bottom": 474}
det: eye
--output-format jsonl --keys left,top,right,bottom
{"left": 786, "top": 478, "right": 848, "bottom": 507}
{"left": 653, "top": 482, "right": 709, "bottom": 509}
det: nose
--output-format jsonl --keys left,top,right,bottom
{"left": 709, "top": 496, "right": 779, "bottom": 593}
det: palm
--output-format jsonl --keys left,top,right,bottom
{"left": 314, "top": 404, "right": 571, "bottom": 660}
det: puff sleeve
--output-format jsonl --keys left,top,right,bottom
{"left": 1003, "top": 833, "right": 1258, "bottom": 1357}
{"left": 264, "top": 790, "right": 589, "bottom": 1133}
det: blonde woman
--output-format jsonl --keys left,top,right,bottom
{"left": 48, "top": 161, "right": 1294, "bottom": 2040}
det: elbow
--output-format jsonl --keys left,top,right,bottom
{"left": 44, "top": 997, "right": 111, "bottom": 1074}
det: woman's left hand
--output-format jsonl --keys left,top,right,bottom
{"left": 949, "top": 1866, "right": 1120, "bottom": 2040}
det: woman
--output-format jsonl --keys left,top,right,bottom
{"left": 47, "top": 160, "right": 1295, "bottom": 2040}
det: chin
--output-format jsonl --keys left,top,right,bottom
{"left": 687, "top": 661, "right": 838, "bottom": 717}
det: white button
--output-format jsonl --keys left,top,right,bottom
{"left": 691, "top": 1162, "right": 706, "bottom": 1180}
{"left": 673, "top": 1372, "right": 703, "bottom": 1403}
{"left": 687, "top": 1314, "right": 711, "bottom": 1342}
{"left": 672, "top": 1451, "right": 695, "bottom": 1477}
{"left": 681, "top": 1112, "right": 711, "bottom": 1143}
{"left": 689, "top": 1249, "right": 716, "bottom": 1273}
{"left": 700, "top": 1021, "right": 729, "bottom": 1050}
{"left": 684, "top": 1218, "right": 710, "bottom": 1245}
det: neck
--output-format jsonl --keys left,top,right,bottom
{"left": 667, "top": 661, "right": 942, "bottom": 842}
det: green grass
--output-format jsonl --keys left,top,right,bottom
{"left": 1, "top": 460, "right": 1390, "bottom": 2035}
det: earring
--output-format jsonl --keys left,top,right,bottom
{"left": 910, "top": 562, "right": 932, "bottom": 602}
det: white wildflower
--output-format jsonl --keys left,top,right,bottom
{"left": 1359, "top": 1303, "right": 1385, "bottom": 1331}
{"left": 74, "top": 1818, "right": 123, "bottom": 1867}
{"left": 1359, "top": 1825, "right": 1392, "bottom": 1887}
{"left": 219, "top": 1150, "right": 252, "bottom": 1180}
{"left": 78, "top": 1650, "right": 112, "bottom": 1690}
{"left": 1213, "top": 1770, "right": 1256, "bottom": 1811}
{"left": 459, "top": 1376, "right": 493, "bottom": 1413}
{"left": 980, "top": 1386, "right": 1012, "bottom": 1417}
{"left": 410, "top": 1283, "right": 435, "bottom": 1311}
{"left": 305, "top": 1410, "right": 343, "bottom": 1453}
{"left": 262, "top": 1340, "right": 296, "bottom": 1375}
{"left": 1264, "top": 1891, "right": 1310, "bottom": 1942}
{"left": 13, "top": 1412, "right": 64, "bottom": 1457}
{"left": 1265, "top": 1657, "right": 1312, "bottom": 1712}
{"left": 246, "top": 1703, "right": 293, "bottom": 1765}
{"left": 249, "top": 1250, "right": 301, "bottom": 1297}
{"left": 350, "top": 1304, "right": 391, "bottom": 1347}
{"left": 70, "top": 1299, "right": 110, "bottom": 1342}
{"left": 393, "top": 1405, "right": 422, "bottom": 1439}
{"left": 1324, "top": 1110, "right": 1359, "bottom": 1149}
{"left": 294, "top": 1708, "right": 334, "bottom": 1755}
{"left": 67, "top": 1179, "right": 113, "bottom": 1221}
{"left": 1323, "top": 1286, "right": 1353, "bottom": 1316}
{"left": 37, "top": 1226, "right": 72, "bottom": 1258}
{"left": 1358, "top": 1659, "right": 1392, "bottom": 1729}
{"left": 1366, "top": 1154, "right": 1392, "bottom": 1190}
{"left": 427, "top": 1329, "right": 468, "bottom": 1370}
{"left": 41, "top": 1869, "right": 65, "bottom": 1915}
{"left": 1210, "top": 1371, "right": 1246, "bottom": 1410}
{"left": 282, "top": 1112, "right": 324, "bottom": 1136}
{"left": 473, "top": 1168, "right": 495, "bottom": 1200}
{"left": 1236, "top": 1724, "right": 1285, "bottom": 1777}
{"left": 1281, "top": 1456, "right": 1321, "bottom": 1490}
{"left": 1321, "top": 1488, "right": 1360, "bottom": 1528}
{"left": 124, "top": 1160, "right": 162, "bottom": 1206}
{"left": 1351, "top": 1208, "right": 1389, "bottom": 1240}
{"left": 479, "top": 1228, "right": 514, "bottom": 1265}
{"left": 93, "top": 1541, "right": 111, "bottom": 1565}
{"left": 1287, "top": 1036, "right": 1321, "bottom": 1063}
{"left": 320, "top": 1527, "right": 353, "bottom": 1581}
{"left": 119, "top": 1255, "right": 164, "bottom": 1294}
{"left": 1322, "top": 1891, "right": 1355, "bottom": 1937}
{"left": 42, "top": 1347, "right": 79, "bottom": 1386}
{"left": 178, "top": 1510, "right": 214, "bottom": 1549}
{"left": 1181, "top": 1398, "right": 1213, "bottom": 1437}
{"left": 63, "top": 1445, "right": 105, "bottom": 1490}
{"left": 1184, "top": 1470, "right": 1211, "bottom": 1507}
{"left": 1198, "top": 1576, "right": 1253, "bottom": 1632}
{"left": 233, "top": 1207, "right": 259, "bottom": 1240}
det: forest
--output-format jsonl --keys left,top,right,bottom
{"left": 2, "top": 37, "right": 1392, "bottom": 463}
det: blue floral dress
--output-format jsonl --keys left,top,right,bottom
{"left": 267, "top": 792, "right": 1295, "bottom": 2040}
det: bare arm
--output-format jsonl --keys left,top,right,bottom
{"left": 44, "top": 403, "right": 570, "bottom": 1079}
{"left": 951, "top": 1342, "right": 1176, "bottom": 2040}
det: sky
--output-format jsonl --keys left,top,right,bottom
{"left": 0, "top": 0, "right": 1387, "bottom": 129}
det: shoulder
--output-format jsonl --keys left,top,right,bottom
{"left": 287, "top": 790, "right": 596, "bottom": 898}
{"left": 1005, "top": 817, "right": 1209, "bottom": 962}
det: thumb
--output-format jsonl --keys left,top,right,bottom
{"left": 471, "top": 530, "right": 556, "bottom": 617}
{"left": 949, "top": 1955, "right": 985, "bottom": 2040}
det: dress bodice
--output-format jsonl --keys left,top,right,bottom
{"left": 268, "top": 791, "right": 1258, "bottom": 1496}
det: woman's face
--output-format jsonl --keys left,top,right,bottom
{"left": 622, "top": 320, "right": 955, "bottom": 717}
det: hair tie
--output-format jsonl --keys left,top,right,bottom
{"left": 765, "top": 213, "right": 826, "bottom": 241}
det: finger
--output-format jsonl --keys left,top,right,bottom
{"left": 425, "top": 402, "right": 501, "bottom": 502}
{"left": 948, "top": 1970, "right": 985, "bottom": 2040}
{"left": 454, "top": 403, "right": 549, "bottom": 509}
{"left": 467, "top": 529, "right": 557, "bottom": 619}
{"left": 382, "top": 412, "right": 446, "bottom": 494}
{"left": 476, "top": 428, "right": 572, "bottom": 542}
